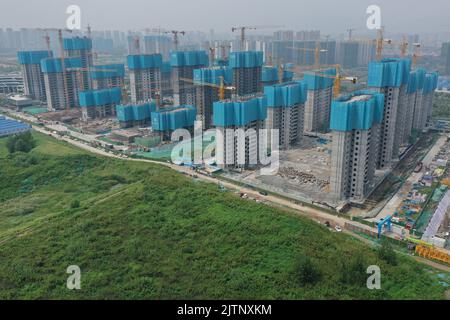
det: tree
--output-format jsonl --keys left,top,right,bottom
{"left": 294, "top": 256, "right": 321, "bottom": 285}
{"left": 6, "top": 132, "right": 36, "bottom": 154}
{"left": 378, "top": 239, "right": 397, "bottom": 266}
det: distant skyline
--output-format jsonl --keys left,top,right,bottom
{"left": 0, "top": 0, "right": 449, "bottom": 35}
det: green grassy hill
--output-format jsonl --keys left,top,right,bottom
{"left": 0, "top": 132, "right": 447, "bottom": 299}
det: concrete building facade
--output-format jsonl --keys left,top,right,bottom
{"left": 128, "top": 54, "right": 163, "bottom": 104}
{"left": 229, "top": 51, "right": 263, "bottom": 96}
{"left": 329, "top": 90, "right": 384, "bottom": 202}
{"left": 303, "top": 68, "right": 336, "bottom": 133}
{"left": 90, "top": 64, "right": 125, "bottom": 90}
{"left": 264, "top": 81, "right": 307, "bottom": 149}
{"left": 17, "top": 50, "right": 51, "bottom": 101}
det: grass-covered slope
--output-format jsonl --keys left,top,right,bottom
{"left": 0, "top": 132, "right": 447, "bottom": 299}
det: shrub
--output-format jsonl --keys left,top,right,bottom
{"left": 293, "top": 255, "right": 321, "bottom": 285}
{"left": 378, "top": 239, "right": 398, "bottom": 266}
{"left": 70, "top": 200, "right": 80, "bottom": 209}
{"left": 6, "top": 132, "right": 36, "bottom": 154}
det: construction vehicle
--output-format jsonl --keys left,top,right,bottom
{"left": 179, "top": 77, "right": 235, "bottom": 101}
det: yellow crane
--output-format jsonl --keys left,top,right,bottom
{"left": 180, "top": 77, "right": 235, "bottom": 101}
{"left": 287, "top": 42, "right": 328, "bottom": 68}
{"left": 304, "top": 64, "right": 357, "bottom": 98}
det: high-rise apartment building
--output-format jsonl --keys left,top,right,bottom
{"left": 229, "top": 51, "right": 263, "bottom": 96}
{"left": 329, "top": 90, "right": 384, "bottom": 202}
{"left": 17, "top": 50, "right": 52, "bottom": 101}
{"left": 128, "top": 54, "right": 163, "bottom": 104}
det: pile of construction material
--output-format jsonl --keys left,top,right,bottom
{"left": 278, "top": 166, "right": 329, "bottom": 189}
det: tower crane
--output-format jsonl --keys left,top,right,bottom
{"left": 347, "top": 28, "right": 357, "bottom": 41}
{"left": 287, "top": 42, "right": 328, "bottom": 68}
{"left": 37, "top": 28, "right": 73, "bottom": 110}
{"left": 304, "top": 64, "right": 357, "bottom": 98}
{"left": 164, "top": 30, "right": 186, "bottom": 51}
{"left": 209, "top": 47, "right": 216, "bottom": 65}
{"left": 231, "top": 25, "right": 282, "bottom": 51}
{"left": 219, "top": 43, "right": 232, "bottom": 61}
{"left": 179, "top": 77, "right": 235, "bottom": 101}
{"left": 412, "top": 43, "right": 421, "bottom": 68}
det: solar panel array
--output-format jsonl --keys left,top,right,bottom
{"left": 0, "top": 116, "right": 31, "bottom": 137}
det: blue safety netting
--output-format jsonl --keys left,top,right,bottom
{"left": 116, "top": 102, "right": 157, "bottom": 122}
{"left": 90, "top": 64, "right": 125, "bottom": 79}
{"left": 264, "top": 81, "right": 307, "bottom": 108}
{"left": 368, "top": 58, "right": 411, "bottom": 88}
{"left": 213, "top": 96, "right": 267, "bottom": 127}
{"left": 78, "top": 88, "right": 122, "bottom": 107}
{"left": 330, "top": 90, "right": 385, "bottom": 131}
{"left": 407, "top": 68, "right": 426, "bottom": 93}
{"left": 229, "top": 51, "right": 264, "bottom": 68}
{"left": 127, "top": 54, "right": 163, "bottom": 70}
{"left": 40, "top": 57, "right": 83, "bottom": 73}
{"left": 17, "top": 50, "right": 52, "bottom": 65}
{"left": 143, "top": 35, "right": 171, "bottom": 42}
{"left": 63, "top": 37, "right": 92, "bottom": 50}
{"left": 304, "top": 68, "right": 336, "bottom": 90}
{"left": 170, "top": 51, "right": 208, "bottom": 67}
{"left": 423, "top": 72, "right": 439, "bottom": 94}
{"left": 161, "top": 61, "right": 171, "bottom": 73}
{"left": 151, "top": 105, "right": 196, "bottom": 131}
{"left": 193, "top": 67, "right": 232, "bottom": 86}
{"left": 262, "top": 66, "right": 294, "bottom": 83}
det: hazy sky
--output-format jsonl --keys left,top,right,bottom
{"left": 0, "top": 0, "right": 449, "bottom": 34}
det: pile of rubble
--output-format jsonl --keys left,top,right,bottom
{"left": 278, "top": 167, "right": 329, "bottom": 189}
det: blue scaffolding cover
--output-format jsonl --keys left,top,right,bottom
{"left": 78, "top": 88, "right": 122, "bottom": 107}
{"left": 193, "top": 67, "right": 232, "bottom": 86}
{"left": 330, "top": 90, "right": 384, "bottom": 131}
{"left": 264, "top": 81, "right": 307, "bottom": 108}
{"left": 127, "top": 54, "right": 163, "bottom": 70}
{"left": 40, "top": 57, "right": 83, "bottom": 73}
{"left": 229, "top": 51, "right": 264, "bottom": 68}
{"left": 170, "top": 51, "right": 208, "bottom": 67}
{"left": 304, "top": 68, "right": 336, "bottom": 90}
{"left": 90, "top": 64, "right": 125, "bottom": 79}
{"left": 161, "top": 61, "right": 171, "bottom": 73}
{"left": 423, "top": 72, "right": 439, "bottom": 94}
{"left": 151, "top": 105, "right": 196, "bottom": 131}
{"left": 262, "top": 66, "right": 294, "bottom": 83}
{"left": 63, "top": 37, "right": 92, "bottom": 51}
{"left": 368, "top": 58, "right": 411, "bottom": 88}
{"left": 213, "top": 96, "right": 267, "bottom": 127}
{"left": 116, "top": 102, "right": 157, "bottom": 122}
{"left": 17, "top": 51, "right": 52, "bottom": 65}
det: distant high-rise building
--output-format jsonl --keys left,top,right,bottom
{"left": 213, "top": 95, "right": 267, "bottom": 169}
{"left": 229, "top": 51, "right": 263, "bottom": 96}
{"left": 171, "top": 51, "right": 208, "bottom": 106}
{"left": 295, "top": 30, "right": 321, "bottom": 41}
{"left": 17, "top": 50, "right": 52, "bottom": 101}
{"left": 193, "top": 66, "right": 232, "bottom": 129}
{"left": 367, "top": 58, "right": 410, "bottom": 168}
{"left": 338, "top": 41, "right": 359, "bottom": 68}
{"left": 144, "top": 35, "right": 172, "bottom": 61}
{"left": 127, "top": 54, "right": 163, "bottom": 104}
{"left": 329, "top": 90, "right": 384, "bottom": 202}
{"left": 40, "top": 57, "right": 84, "bottom": 111}
{"left": 273, "top": 30, "right": 294, "bottom": 41}
{"left": 441, "top": 42, "right": 450, "bottom": 75}
{"left": 264, "top": 81, "right": 307, "bottom": 149}
{"left": 303, "top": 68, "right": 336, "bottom": 133}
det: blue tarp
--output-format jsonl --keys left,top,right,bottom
{"left": 17, "top": 51, "right": 52, "bottom": 65}
{"left": 116, "top": 102, "right": 157, "bottom": 122}
{"left": 78, "top": 88, "right": 122, "bottom": 107}
{"left": 407, "top": 68, "right": 426, "bottom": 93}
{"left": 127, "top": 54, "right": 163, "bottom": 70}
{"left": 40, "top": 57, "right": 83, "bottom": 73}
{"left": 161, "top": 61, "right": 171, "bottom": 73}
{"left": 330, "top": 90, "right": 385, "bottom": 131}
{"left": 193, "top": 67, "right": 232, "bottom": 86}
{"left": 264, "top": 81, "right": 307, "bottom": 108}
{"left": 262, "top": 66, "right": 294, "bottom": 83}
{"left": 151, "top": 105, "right": 196, "bottom": 131}
{"left": 90, "top": 64, "right": 125, "bottom": 79}
{"left": 63, "top": 37, "right": 92, "bottom": 51}
{"left": 170, "top": 51, "right": 208, "bottom": 67}
{"left": 229, "top": 51, "right": 264, "bottom": 68}
{"left": 0, "top": 116, "right": 31, "bottom": 137}
{"left": 423, "top": 72, "right": 439, "bottom": 94}
{"left": 213, "top": 96, "right": 267, "bottom": 127}
{"left": 368, "top": 58, "right": 411, "bottom": 88}
{"left": 304, "top": 68, "right": 336, "bottom": 90}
